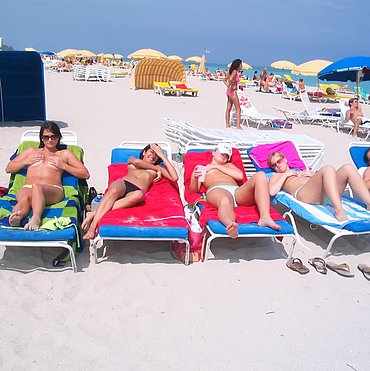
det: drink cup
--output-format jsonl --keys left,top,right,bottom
{"left": 198, "top": 166, "right": 207, "bottom": 182}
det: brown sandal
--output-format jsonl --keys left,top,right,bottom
{"left": 286, "top": 258, "right": 309, "bottom": 275}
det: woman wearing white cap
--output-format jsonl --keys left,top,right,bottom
{"left": 190, "top": 143, "right": 280, "bottom": 238}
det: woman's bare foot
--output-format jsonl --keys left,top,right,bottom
{"left": 226, "top": 124, "right": 231, "bottom": 128}
{"left": 258, "top": 216, "right": 281, "bottom": 231}
{"left": 24, "top": 216, "right": 41, "bottom": 230}
{"left": 226, "top": 222, "right": 238, "bottom": 239}
{"left": 81, "top": 211, "right": 95, "bottom": 232}
{"left": 236, "top": 126, "right": 243, "bottom": 130}
{"left": 83, "top": 227, "right": 97, "bottom": 240}
{"left": 334, "top": 211, "right": 349, "bottom": 222}
{"left": 9, "top": 211, "right": 23, "bottom": 227}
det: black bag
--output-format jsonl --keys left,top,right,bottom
{"left": 87, "top": 187, "right": 97, "bottom": 206}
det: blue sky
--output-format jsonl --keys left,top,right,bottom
{"left": 2, "top": 0, "right": 369, "bottom": 65}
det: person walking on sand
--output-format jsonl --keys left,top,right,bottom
{"left": 268, "top": 151, "right": 370, "bottom": 221}
{"left": 224, "top": 59, "right": 243, "bottom": 130}
{"left": 5, "top": 121, "right": 90, "bottom": 230}
{"left": 189, "top": 143, "right": 281, "bottom": 239}
{"left": 345, "top": 97, "right": 364, "bottom": 138}
{"left": 82, "top": 143, "right": 178, "bottom": 240}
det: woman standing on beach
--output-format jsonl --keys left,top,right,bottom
{"left": 224, "top": 59, "right": 243, "bottom": 130}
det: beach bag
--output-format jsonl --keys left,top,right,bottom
{"left": 271, "top": 119, "right": 293, "bottom": 129}
{"left": 171, "top": 204, "right": 205, "bottom": 263}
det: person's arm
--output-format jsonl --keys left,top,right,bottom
{"left": 345, "top": 108, "right": 352, "bottom": 122}
{"left": 150, "top": 144, "right": 178, "bottom": 182}
{"left": 5, "top": 148, "right": 43, "bottom": 174}
{"left": 269, "top": 171, "right": 297, "bottom": 196}
{"left": 363, "top": 167, "right": 370, "bottom": 189}
{"left": 206, "top": 163, "right": 244, "bottom": 182}
{"left": 50, "top": 150, "right": 90, "bottom": 179}
{"left": 189, "top": 165, "right": 202, "bottom": 193}
{"left": 128, "top": 157, "right": 158, "bottom": 172}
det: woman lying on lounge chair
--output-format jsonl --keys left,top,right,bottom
{"left": 5, "top": 121, "right": 90, "bottom": 230}
{"left": 82, "top": 143, "right": 179, "bottom": 240}
{"left": 268, "top": 151, "right": 370, "bottom": 221}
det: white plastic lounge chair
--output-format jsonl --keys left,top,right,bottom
{"left": 281, "top": 82, "right": 300, "bottom": 101}
{"left": 248, "top": 140, "right": 370, "bottom": 257}
{"left": 0, "top": 130, "right": 86, "bottom": 272}
{"left": 92, "top": 141, "right": 190, "bottom": 264}
{"left": 183, "top": 142, "right": 296, "bottom": 261}
{"left": 339, "top": 99, "right": 370, "bottom": 138}
{"left": 235, "top": 93, "right": 283, "bottom": 129}
{"left": 275, "top": 91, "right": 340, "bottom": 130}
{"left": 163, "top": 118, "right": 325, "bottom": 177}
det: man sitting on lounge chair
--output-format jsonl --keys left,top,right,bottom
{"left": 345, "top": 97, "right": 364, "bottom": 138}
{"left": 189, "top": 143, "right": 281, "bottom": 239}
{"left": 267, "top": 151, "right": 370, "bottom": 221}
{"left": 82, "top": 143, "right": 178, "bottom": 239}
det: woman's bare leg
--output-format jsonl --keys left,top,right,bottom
{"left": 230, "top": 93, "right": 242, "bottom": 129}
{"left": 297, "top": 165, "right": 347, "bottom": 221}
{"left": 9, "top": 188, "right": 32, "bottom": 226}
{"left": 24, "top": 184, "right": 64, "bottom": 230}
{"left": 336, "top": 163, "right": 370, "bottom": 209}
{"left": 206, "top": 189, "right": 238, "bottom": 238}
{"left": 225, "top": 96, "right": 233, "bottom": 128}
{"left": 352, "top": 118, "right": 362, "bottom": 137}
{"left": 235, "top": 172, "right": 281, "bottom": 230}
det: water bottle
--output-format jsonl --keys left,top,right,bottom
{"left": 91, "top": 194, "right": 103, "bottom": 212}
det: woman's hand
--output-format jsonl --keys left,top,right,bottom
{"left": 153, "top": 169, "right": 162, "bottom": 182}
{"left": 150, "top": 143, "right": 165, "bottom": 159}
{"left": 26, "top": 153, "right": 44, "bottom": 166}
{"left": 48, "top": 155, "right": 65, "bottom": 169}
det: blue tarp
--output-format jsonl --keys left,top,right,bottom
{"left": 0, "top": 51, "right": 46, "bottom": 122}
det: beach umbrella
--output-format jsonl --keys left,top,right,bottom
{"left": 318, "top": 56, "right": 370, "bottom": 94}
{"left": 57, "top": 49, "right": 79, "bottom": 58}
{"left": 127, "top": 48, "right": 166, "bottom": 59}
{"left": 186, "top": 56, "right": 202, "bottom": 63}
{"left": 271, "top": 60, "right": 297, "bottom": 70}
{"left": 113, "top": 54, "right": 124, "bottom": 59}
{"left": 198, "top": 54, "right": 206, "bottom": 74}
{"left": 168, "top": 55, "right": 183, "bottom": 61}
{"left": 291, "top": 59, "right": 332, "bottom": 76}
{"left": 76, "top": 49, "right": 96, "bottom": 58}
{"left": 104, "top": 53, "right": 114, "bottom": 59}
{"left": 227, "top": 62, "right": 252, "bottom": 70}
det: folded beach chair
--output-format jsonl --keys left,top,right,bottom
{"left": 0, "top": 130, "right": 87, "bottom": 272}
{"left": 92, "top": 141, "right": 190, "bottom": 264}
{"left": 339, "top": 99, "right": 370, "bottom": 138}
{"left": 183, "top": 143, "right": 296, "bottom": 261}
{"left": 248, "top": 140, "right": 370, "bottom": 257}
{"left": 236, "top": 93, "right": 283, "bottom": 129}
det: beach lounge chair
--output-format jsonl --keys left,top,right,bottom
{"left": 281, "top": 82, "right": 300, "bottom": 101}
{"left": 248, "top": 140, "right": 370, "bottom": 257}
{"left": 275, "top": 91, "right": 340, "bottom": 130}
{"left": 163, "top": 118, "right": 325, "bottom": 177}
{"left": 92, "top": 141, "right": 190, "bottom": 264}
{"left": 169, "top": 81, "right": 199, "bottom": 97}
{"left": 183, "top": 142, "right": 296, "bottom": 261}
{"left": 237, "top": 93, "right": 283, "bottom": 129}
{"left": 0, "top": 130, "right": 87, "bottom": 272}
{"left": 153, "top": 82, "right": 181, "bottom": 96}
{"left": 338, "top": 99, "right": 370, "bottom": 138}
{"left": 320, "top": 84, "right": 354, "bottom": 102}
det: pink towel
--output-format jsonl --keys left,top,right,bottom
{"left": 249, "top": 141, "right": 306, "bottom": 170}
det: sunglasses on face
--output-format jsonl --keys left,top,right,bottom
{"left": 41, "top": 134, "right": 59, "bottom": 141}
{"left": 270, "top": 158, "right": 284, "bottom": 168}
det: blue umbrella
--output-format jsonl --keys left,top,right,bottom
{"left": 318, "top": 56, "right": 370, "bottom": 94}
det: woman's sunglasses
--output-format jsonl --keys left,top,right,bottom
{"left": 270, "top": 158, "right": 284, "bottom": 168}
{"left": 41, "top": 134, "right": 59, "bottom": 141}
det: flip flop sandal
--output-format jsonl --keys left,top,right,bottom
{"left": 357, "top": 264, "right": 370, "bottom": 280}
{"left": 308, "top": 257, "right": 327, "bottom": 274}
{"left": 326, "top": 262, "right": 354, "bottom": 278}
{"left": 286, "top": 257, "right": 309, "bottom": 275}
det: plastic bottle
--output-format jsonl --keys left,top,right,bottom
{"left": 91, "top": 194, "right": 103, "bottom": 212}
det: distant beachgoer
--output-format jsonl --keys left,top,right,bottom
{"left": 252, "top": 71, "right": 258, "bottom": 80}
{"left": 268, "top": 151, "right": 370, "bottom": 221}
{"left": 267, "top": 73, "right": 276, "bottom": 87}
{"left": 298, "top": 78, "right": 305, "bottom": 93}
{"left": 224, "top": 58, "right": 243, "bottom": 130}
{"left": 260, "top": 77, "right": 271, "bottom": 93}
{"left": 345, "top": 97, "right": 364, "bottom": 138}
{"left": 5, "top": 121, "right": 90, "bottom": 230}
{"left": 259, "top": 68, "right": 267, "bottom": 91}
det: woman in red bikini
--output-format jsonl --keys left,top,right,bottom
{"left": 82, "top": 143, "right": 179, "bottom": 240}
{"left": 224, "top": 59, "right": 242, "bottom": 130}
{"left": 6, "top": 121, "right": 90, "bottom": 230}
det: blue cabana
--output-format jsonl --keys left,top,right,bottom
{"left": 0, "top": 51, "right": 46, "bottom": 122}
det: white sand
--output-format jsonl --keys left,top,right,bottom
{"left": 1, "top": 72, "right": 370, "bottom": 370}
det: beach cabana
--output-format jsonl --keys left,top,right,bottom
{"left": 0, "top": 51, "right": 45, "bottom": 122}
{"left": 131, "top": 58, "right": 186, "bottom": 90}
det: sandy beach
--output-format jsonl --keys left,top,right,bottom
{"left": 1, "top": 72, "right": 370, "bottom": 370}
